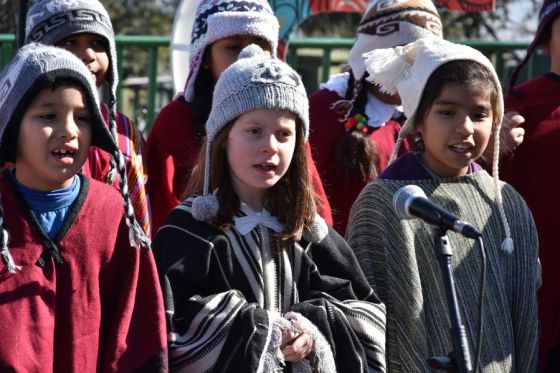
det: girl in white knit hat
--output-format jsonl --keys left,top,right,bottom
{"left": 347, "top": 37, "right": 539, "bottom": 372}
{"left": 152, "top": 44, "right": 387, "bottom": 372}
{"left": 147, "top": 0, "right": 332, "bottom": 233}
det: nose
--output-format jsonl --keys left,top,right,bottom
{"left": 59, "top": 116, "right": 79, "bottom": 139}
{"left": 77, "top": 46, "right": 95, "bottom": 64}
{"left": 457, "top": 115, "right": 475, "bottom": 136}
{"left": 261, "top": 134, "right": 279, "bottom": 153}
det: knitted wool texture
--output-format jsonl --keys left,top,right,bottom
{"left": 364, "top": 37, "right": 513, "bottom": 253}
{"left": 183, "top": 0, "right": 279, "bottom": 102}
{"left": 0, "top": 44, "right": 149, "bottom": 262}
{"left": 347, "top": 0, "right": 443, "bottom": 80}
{"left": 346, "top": 173, "right": 539, "bottom": 372}
{"left": 191, "top": 44, "right": 308, "bottom": 221}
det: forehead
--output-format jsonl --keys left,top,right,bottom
{"left": 29, "top": 85, "right": 86, "bottom": 107}
{"left": 436, "top": 82, "right": 494, "bottom": 102}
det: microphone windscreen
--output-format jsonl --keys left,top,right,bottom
{"left": 393, "top": 185, "right": 427, "bottom": 219}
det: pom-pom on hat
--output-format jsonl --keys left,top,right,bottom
{"left": 25, "top": 0, "right": 120, "bottom": 184}
{"left": 348, "top": 0, "right": 443, "bottom": 81}
{"left": 508, "top": 0, "right": 560, "bottom": 92}
{"left": 191, "top": 44, "right": 309, "bottom": 221}
{"left": 364, "top": 37, "right": 513, "bottom": 254}
{"left": 0, "top": 44, "right": 150, "bottom": 269}
{"left": 183, "top": 0, "right": 280, "bottom": 102}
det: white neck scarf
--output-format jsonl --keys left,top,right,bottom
{"left": 235, "top": 204, "right": 284, "bottom": 235}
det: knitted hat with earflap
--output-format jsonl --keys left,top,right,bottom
{"left": 25, "top": 0, "right": 120, "bottom": 184}
{"left": 364, "top": 37, "right": 514, "bottom": 254}
{"left": 0, "top": 44, "right": 150, "bottom": 274}
{"left": 508, "top": 0, "right": 560, "bottom": 92}
{"left": 183, "top": 0, "right": 280, "bottom": 102}
{"left": 335, "top": 0, "right": 443, "bottom": 123}
{"left": 191, "top": 44, "right": 309, "bottom": 221}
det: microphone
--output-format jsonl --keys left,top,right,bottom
{"left": 393, "top": 185, "right": 481, "bottom": 239}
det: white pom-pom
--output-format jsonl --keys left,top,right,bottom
{"left": 238, "top": 44, "right": 265, "bottom": 60}
{"left": 191, "top": 194, "right": 219, "bottom": 221}
{"left": 501, "top": 237, "right": 514, "bottom": 254}
{"left": 363, "top": 47, "right": 410, "bottom": 95}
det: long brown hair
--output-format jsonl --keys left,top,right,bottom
{"left": 186, "top": 117, "right": 317, "bottom": 243}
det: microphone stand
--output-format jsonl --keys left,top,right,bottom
{"left": 427, "top": 228, "right": 473, "bottom": 373}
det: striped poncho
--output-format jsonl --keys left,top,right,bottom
{"left": 154, "top": 199, "right": 387, "bottom": 372}
{"left": 346, "top": 153, "right": 539, "bottom": 372}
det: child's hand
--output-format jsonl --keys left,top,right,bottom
{"left": 280, "top": 329, "right": 315, "bottom": 362}
{"left": 500, "top": 111, "right": 525, "bottom": 155}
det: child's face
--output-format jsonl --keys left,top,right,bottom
{"left": 204, "top": 35, "right": 272, "bottom": 82}
{"left": 226, "top": 109, "right": 297, "bottom": 207}
{"left": 15, "top": 86, "right": 92, "bottom": 191}
{"left": 56, "top": 33, "right": 109, "bottom": 88}
{"left": 417, "top": 83, "right": 494, "bottom": 178}
{"left": 543, "top": 17, "right": 560, "bottom": 74}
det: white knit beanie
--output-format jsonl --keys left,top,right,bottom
{"left": 348, "top": 0, "right": 443, "bottom": 80}
{"left": 191, "top": 44, "right": 309, "bottom": 221}
{"left": 25, "top": 0, "right": 120, "bottom": 184}
{"left": 183, "top": 0, "right": 279, "bottom": 102}
{"left": 364, "top": 37, "right": 513, "bottom": 254}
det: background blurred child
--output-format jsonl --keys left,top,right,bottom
{"left": 308, "top": 0, "right": 443, "bottom": 234}
{"left": 0, "top": 44, "right": 165, "bottom": 371}
{"left": 503, "top": 0, "right": 560, "bottom": 369}
{"left": 347, "top": 38, "right": 539, "bottom": 371}
{"left": 25, "top": 0, "right": 151, "bottom": 237}
{"left": 153, "top": 45, "right": 386, "bottom": 372}
{"left": 148, "top": 0, "right": 332, "bottom": 233}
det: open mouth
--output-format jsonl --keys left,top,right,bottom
{"left": 52, "top": 149, "right": 75, "bottom": 159}
{"left": 254, "top": 164, "right": 276, "bottom": 171}
{"left": 449, "top": 144, "right": 474, "bottom": 154}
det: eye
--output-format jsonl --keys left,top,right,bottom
{"left": 247, "top": 128, "right": 261, "bottom": 135}
{"left": 438, "top": 110, "right": 454, "bottom": 117}
{"left": 39, "top": 113, "right": 56, "bottom": 121}
{"left": 473, "top": 111, "right": 490, "bottom": 121}
{"left": 76, "top": 113, "right": 92, "bottom": 124}
{"left": 277, "top": 130, "right": 293, "bottom": 140}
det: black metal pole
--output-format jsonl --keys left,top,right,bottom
{"left": 17, "top": 0, "right": 29, "bottom": 48}
{"left": 427, "top": 230, "right": 473, "bottom": 373}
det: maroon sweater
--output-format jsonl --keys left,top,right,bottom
{"left": 147, "top": 97, "right": 333, "bottom": 233}
{"left": 503, "top": 73, "right": 560, "bottom": 368}
{"left": 0, "top": 174, "right": 167, "bottom": 372}
{"left": 309, "top": 88, "right": 410, "bottom": 234}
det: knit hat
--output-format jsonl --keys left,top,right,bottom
{"left": 364, "top": 37, "right": 513, "bottom": 254}
{"left": 508, "top": 0, "right": 560, "bottom": 92}
{"left": 183, "top": 0, "right": 279, "bottom": 102}
{"left": 0, "top": 44, "right": 149, "bottom": 274}
{"left": 191, "top": 44, "right": 309, "bottom": 221}
{"left": 348, "top": 0, "right": 443, "bottom": 81}
{"left": 25, "top": 0, "right": 120, "bottom": 184}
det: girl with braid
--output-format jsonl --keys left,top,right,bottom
{"left": 347, "top": 38, "right": 539, "bottom": 371}
{"left": 0, "top": 44, "right": 166, "bottom": 371}
{"left": 308, "top": 0, "right": 443, "bottom": 234}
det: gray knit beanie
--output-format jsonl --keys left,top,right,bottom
{"left": 0, "top": 44, "right": 150, "bottom": 274}
{"left": 191, "top": 44, "right": 309, "bottom": 221}
{"left": 184, "top": 0, "right": 279, "bottom": 102}
{"left": 25, "top": 0, "right": 120, "bottom": 184}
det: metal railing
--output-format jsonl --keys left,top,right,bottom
{"left": 0, "top": 34, "right": 545, "bottom": 132}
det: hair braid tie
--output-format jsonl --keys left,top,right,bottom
{"left": 1, "top": 229, "right": 21, "bottom": 273}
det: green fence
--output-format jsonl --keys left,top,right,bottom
{"left": 0, "top": 34, "right": 546, "bottom": 133}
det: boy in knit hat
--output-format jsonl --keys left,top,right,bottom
{"left": 502, "top": 0, "right": 560, "bottom": 369}
{"left": 308, "top": 0, "right": 443, "bottom": 234}
{"left": 347, "top": 37, "right": 539, "bottom": 372}
{"left": 147, "top": 0, "right": 333, "bottom": 233}
{"left": 153, "top": 44, "right": 387, "bottom": 372}
{"left": 0, "top": 44, "right": 166, "bottom": 371}
{"left": 25, "top": 0, "right": 152, "bottom": 237}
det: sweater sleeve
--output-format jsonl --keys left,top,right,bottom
{"left": 100, "top": 216, "right": 167, "bottom": 372}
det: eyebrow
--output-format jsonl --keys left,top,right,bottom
{"left": 433, "top": 99, "right": 491, "bottom": 110}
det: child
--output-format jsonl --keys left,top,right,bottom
{"left": 25, "top": 0, "right": 151, "bottom": 237}
{"left": 308, "top": 0, "right": 443, "bottom": 234}
{"left": 0, "top": 44, "right": 166, "bottom": 371}
{"left": 346, "top": 38, "right": 539, "bottom": 371}
{"left": 153, "top": 45, "right": 386, "bottom": 372}
{"left": 148, "top": 0, "right": 332, "bottom": 233}
{"left": 503, "top": 0, "right": 560, "bottom": 369}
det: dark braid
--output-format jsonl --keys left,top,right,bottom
{"left": 113, "top": 149, "right": 151, "bottom": 248}
{"left": 333, "top": 72, "right": 379, "bottom": 182}
{"left": 192, "top": 51, "right": 216, "bottom": 145}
